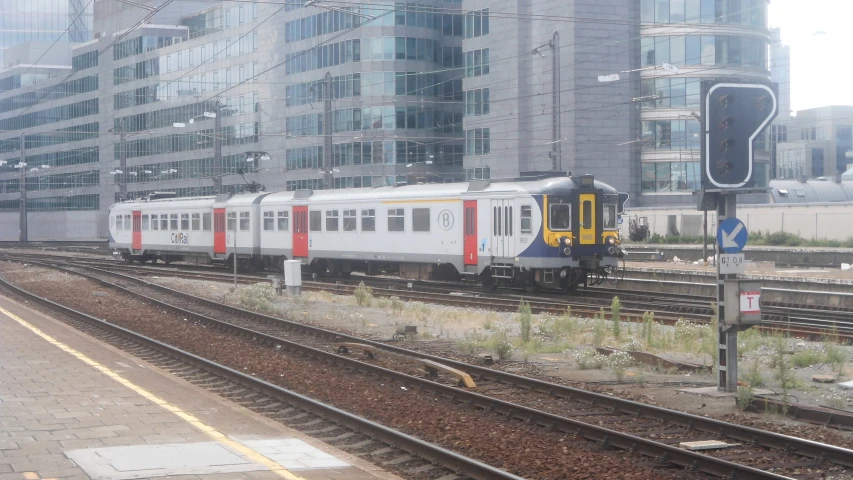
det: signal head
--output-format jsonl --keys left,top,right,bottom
{"left": 718, "top": 94, "right": 735, "bottom": 109}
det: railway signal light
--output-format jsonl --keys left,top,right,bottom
{"left": 701, "top": 81, "right": 778, "bottom": 189}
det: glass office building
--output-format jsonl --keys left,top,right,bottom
{"left": 0, "top": 0, "right": 91, "bottom": 50}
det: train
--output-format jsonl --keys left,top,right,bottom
{"left": 109, "top": 174, "right": 627, "bottom": 292}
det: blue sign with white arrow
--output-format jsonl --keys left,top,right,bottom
{"left": 717, "top": 218, "right": 748, "bottom": 253}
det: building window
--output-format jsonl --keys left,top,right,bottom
{"left": 326, "top": 210, "right": 339, "bottom": 231}
{"left": 239, "top": 211, "right": 250, "bottom": 230}
{"left": 263, "top": 211, "right": 274, "bottom": 230}
{"left": 464, "top": 48, "right": 489, "bottom": 77}
{"left": 465, "top": 128, "right": 490, "bottom": 156}
{"left": 343, "top": 210, "right": 356, "bottom": 231}
{"left": 641, "top": 162, "right": 701, "bottom": 192}
{"left": 412, "top": 208, "right": 430, "bottom": 232}
{"left": 465, "top": 9, "right": 489, "bottom": 39}
{"left": 466, "top": 166, "right": 490, "bottom": 180}
{"left": 362, "top": 209, "right": 375, "bottom": 231}
{"left": 277, "top": 211, "right": 289, "bottom": 231}
{"left": 388, "top": 208, "right": 404, "bottom": 232}
{"left": 464, "top": 88, "right": 489, "bottom": 116}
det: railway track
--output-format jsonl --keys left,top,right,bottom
{"left": 38, "top": 254, "right": 853, "bottom": 340}
{"left": 4, "top": 258, "right": 853, "bottom": 479}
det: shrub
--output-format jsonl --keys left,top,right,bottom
{"left": 389, "top": 296, "right": 405, "bottom": 316}
{"left": 592, "top": 313, "right": 606, "bottom": 347}
{"left": 488, "top": 324, "right": 515, "bottom": 360}
{"left": 607, "top": 351, "right": 633, "bottom": 381}
{"left": 239, "top": 283, "right": 276, "bottom": 313}
{"left": 353, "top": 281, "right": 373, "bottom": 306}
{"left": 735, "top": 386, "right": 755, "bottom": 411}
{"left": 574, "top": 348, "right": 606, "bottom": 370}
{"left": 821, "top": 389, "right": 847, "bottom": 409}
{"left": 611, "top": 297, "right": 622, "bottom": 340}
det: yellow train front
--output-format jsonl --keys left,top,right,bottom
{"left": 523, "top": 175, "right": 624, "bottom": 291}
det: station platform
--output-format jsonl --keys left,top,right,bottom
{"left": 626, "top": 261, "right": 853, "bottom": 284}
{"left": 0, "top": 295, "right": 402, "bottom": 480}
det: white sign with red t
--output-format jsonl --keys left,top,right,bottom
{"left": 740, "top": 291, "right": 760, "bottom": 314}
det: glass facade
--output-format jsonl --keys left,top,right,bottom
{"left": 0, "top": 76, "right": 97, "bottom": 115}
{"left": 0, "top": 0, "right": 75, "bottom": 48}
{"left": 0, "top": 194, "right": 98, "bottom": 212}
{"left": 640, "top": 35, "right": 766, "bottom": 69}
{"left": 640, "top": 0, "right": 769, "bottom": 198}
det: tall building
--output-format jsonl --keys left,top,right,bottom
{"left": 0, "top": 0, "right": 93, "bottom": 66}
{"left": 0, "top": 0, "right": 775, "bottom": 240}
{"left": 768, "top": 27, "right": 791, "bottom": 119}
{"left": 775, "top": 106, "right": 853, "bottom": 179}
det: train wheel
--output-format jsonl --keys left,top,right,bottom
{"left": 522, "top": 284, "right": 539, "bottom": 294}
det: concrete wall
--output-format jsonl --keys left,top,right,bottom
{"left": 621, "top": 203, "right": 853, "bottom": 241}
{"left": 0, "top": 211, "right": 100, "bottom": 240}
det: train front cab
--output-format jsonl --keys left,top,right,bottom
{"left": 540, "top": 175, "right": 622, "bottom": 290}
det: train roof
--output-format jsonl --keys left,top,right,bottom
{"left": 261, "top": 176, "right": 616, "bottom": 204}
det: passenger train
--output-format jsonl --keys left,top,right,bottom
{"left": 109, "top": 174, "right": 627, "bottom": 291}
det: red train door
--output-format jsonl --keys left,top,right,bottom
{"left": 132, "top": 211, "right": 142, "bottom": 251}
{"left": 293, "top": 206, "right": 308, "bottom": 257}
{"left": 463, "top": 200, "right": 477, "bottom": 265}
{"left": 213, "top": 208, "right": 226, "bottom": 254}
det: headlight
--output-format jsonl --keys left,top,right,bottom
{"left": 562, "top": 237, "right": 572, "bottom": 246}
{"left": 607, "top": 246, "right": 616, "bottom": 255}
{"left": 606, "top": 236, "right": 616, "bottom": 245}
{"left": 563, "top": 247, "right": 572, "bottom": 256}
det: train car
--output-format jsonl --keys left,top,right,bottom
{"left": 109, "top": 192, "right": 269, "bottom": 268}
{"left": 257, "top": 174, "right": 624, "bottom": 291}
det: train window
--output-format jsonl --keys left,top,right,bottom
{"left": 181, "top": 213, "right": 190, "bottom": 230}
{"left": 497, "top": 207, "right": 501, "bottom": 236}
{"left": 277, "top": 211, "right": 289, "bottom": 231}
{"left": 227, "top": 212, "right": 237, "bottom": 231}
{"left": 520, "top": 206, "right": 532, "bottom": 233}
{"left": 160, "top": 214, "right": 168, "bottom": 230}
{"left": 412, "top": 208, "right": 430, "bottom": 232}
{"left": 125, "top": 215, "right": 132, "bottom": 230}
{"left": 239, "top": 212, "right": 250, "bottom": 231}
{"left": 493, "top": 207, "right": 497, "bottom": 236}
{"left": 142, "top": 215, "right": 149, "bottom": 231}
{"left": 151, "top": 215, "right": 159, "bottom": 231}
{"left": 362, "top": 209, "right": 375, "bottom": 232}
{"left": 168, "top": 214, "right": 177, "bottom": 230}
{"left": 582, "top": 201, "right": 592, "bottom": 229}
{"left": 203, "top": 213, "right": 212, "bottom": 231}
{"left": 388, "top": 208, "right": 404, "bottom": 232}
{"left": 505, "top": 207, "right": 510, "bottom": 236}
{"left": 309, "top": 211, "right": 322, "bottom": 231}
{"left": 263, "top": 211, "right": 274, "bottom": 231}
{"left": 509, "top": 207, "right": 513, "bottom": 236}
{"left": 550, "top": 204, "right": 571, "bottom": 231}
{"left": 191, "top": 213, "right": 201, "bottom": 231}
{"left": 603, "top": 205, "right": 617, "bottom": 230}
{"left": 113, "top": 216, "right": 120, "bottom": 231}
{"left": 326, "top": 210, "right": 339, "bottom": 231}
{"left": 343, "top": 210, "right": 356, "bottom": 231}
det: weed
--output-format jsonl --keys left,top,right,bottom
{"left": 482, "top": 316, "right": 495, "bottom": 330}
{"left": 791, "top": 348, "right": 823, "bottom": 368}
{"left": 771, "top": 330, "right": 797, "bottom": 412}
{"left": 738, "top": 327, "right": 764, "bottom": 354}
{"left": 642, "top": 312, "right": 655, "bottom": 348}
{"left": 519, "top": 337, "right": 543, "bottom": 362}
{"left": 353, "top": 282, "right": 374, "bottom": 306}
{"left": 611, "top": 296, "right": 622, "bottom": 340}
{"left": 374, "top": 297, "right": 390, "bottom": 308}
{"left": 674, "top": 318, "right": 700, "bottom": 352}
{"left": 518, "top": 300, "right": 533, "bottom": 343}
{"left": 622, "top": 338, "right": 643, "bottom": 352}
{"left": 457, "top": 329, "right": 488, "bottom": 354}
{"left": 634, "top": 373, "right": 647, "bottom": 387}
{"left": 821, "top": 389, "right": 847, "bottom": 409}
{"left": 823, "top": 324, "right": 847, "bottom": 372}
{"left": 742, "top": 360, "right": 766, "bottom": 388}
{"left": 592, "top": 313, "right": 607, "bottom": 347}
{"left": 487, "top": 324, "right": 515, "bottom": 360}
{"left": 389, "top": 296, "right": 405, "bottom": 316}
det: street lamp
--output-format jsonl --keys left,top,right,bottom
{"left": 173, "top": 101, "right": 223, "bottom": 193}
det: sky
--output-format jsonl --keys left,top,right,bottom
{"left": 769, "top": 0, "right": 853, "bottom": 112}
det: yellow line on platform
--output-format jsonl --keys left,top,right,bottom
{"left": 0, "top": 305, "right": 307, "bottom": 480}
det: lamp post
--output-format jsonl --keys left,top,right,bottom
{"left": 15, "top": 162, "right": 50, "bottom": 242}
{"left": 531, "top": 31, "right": 561, "bottom": 173}
{"left": 174, "top": 100, "right": 223, "bottom": 193}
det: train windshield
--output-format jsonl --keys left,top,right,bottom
{"left": 603, "top": 204, "right": 617, "bottom": 230}
{"left": 549, "top": 203, "right": 571, "bottom": 231}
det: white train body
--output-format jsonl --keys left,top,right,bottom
{"left": 109, "top": 176, "right": 623, "bottom": 290}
